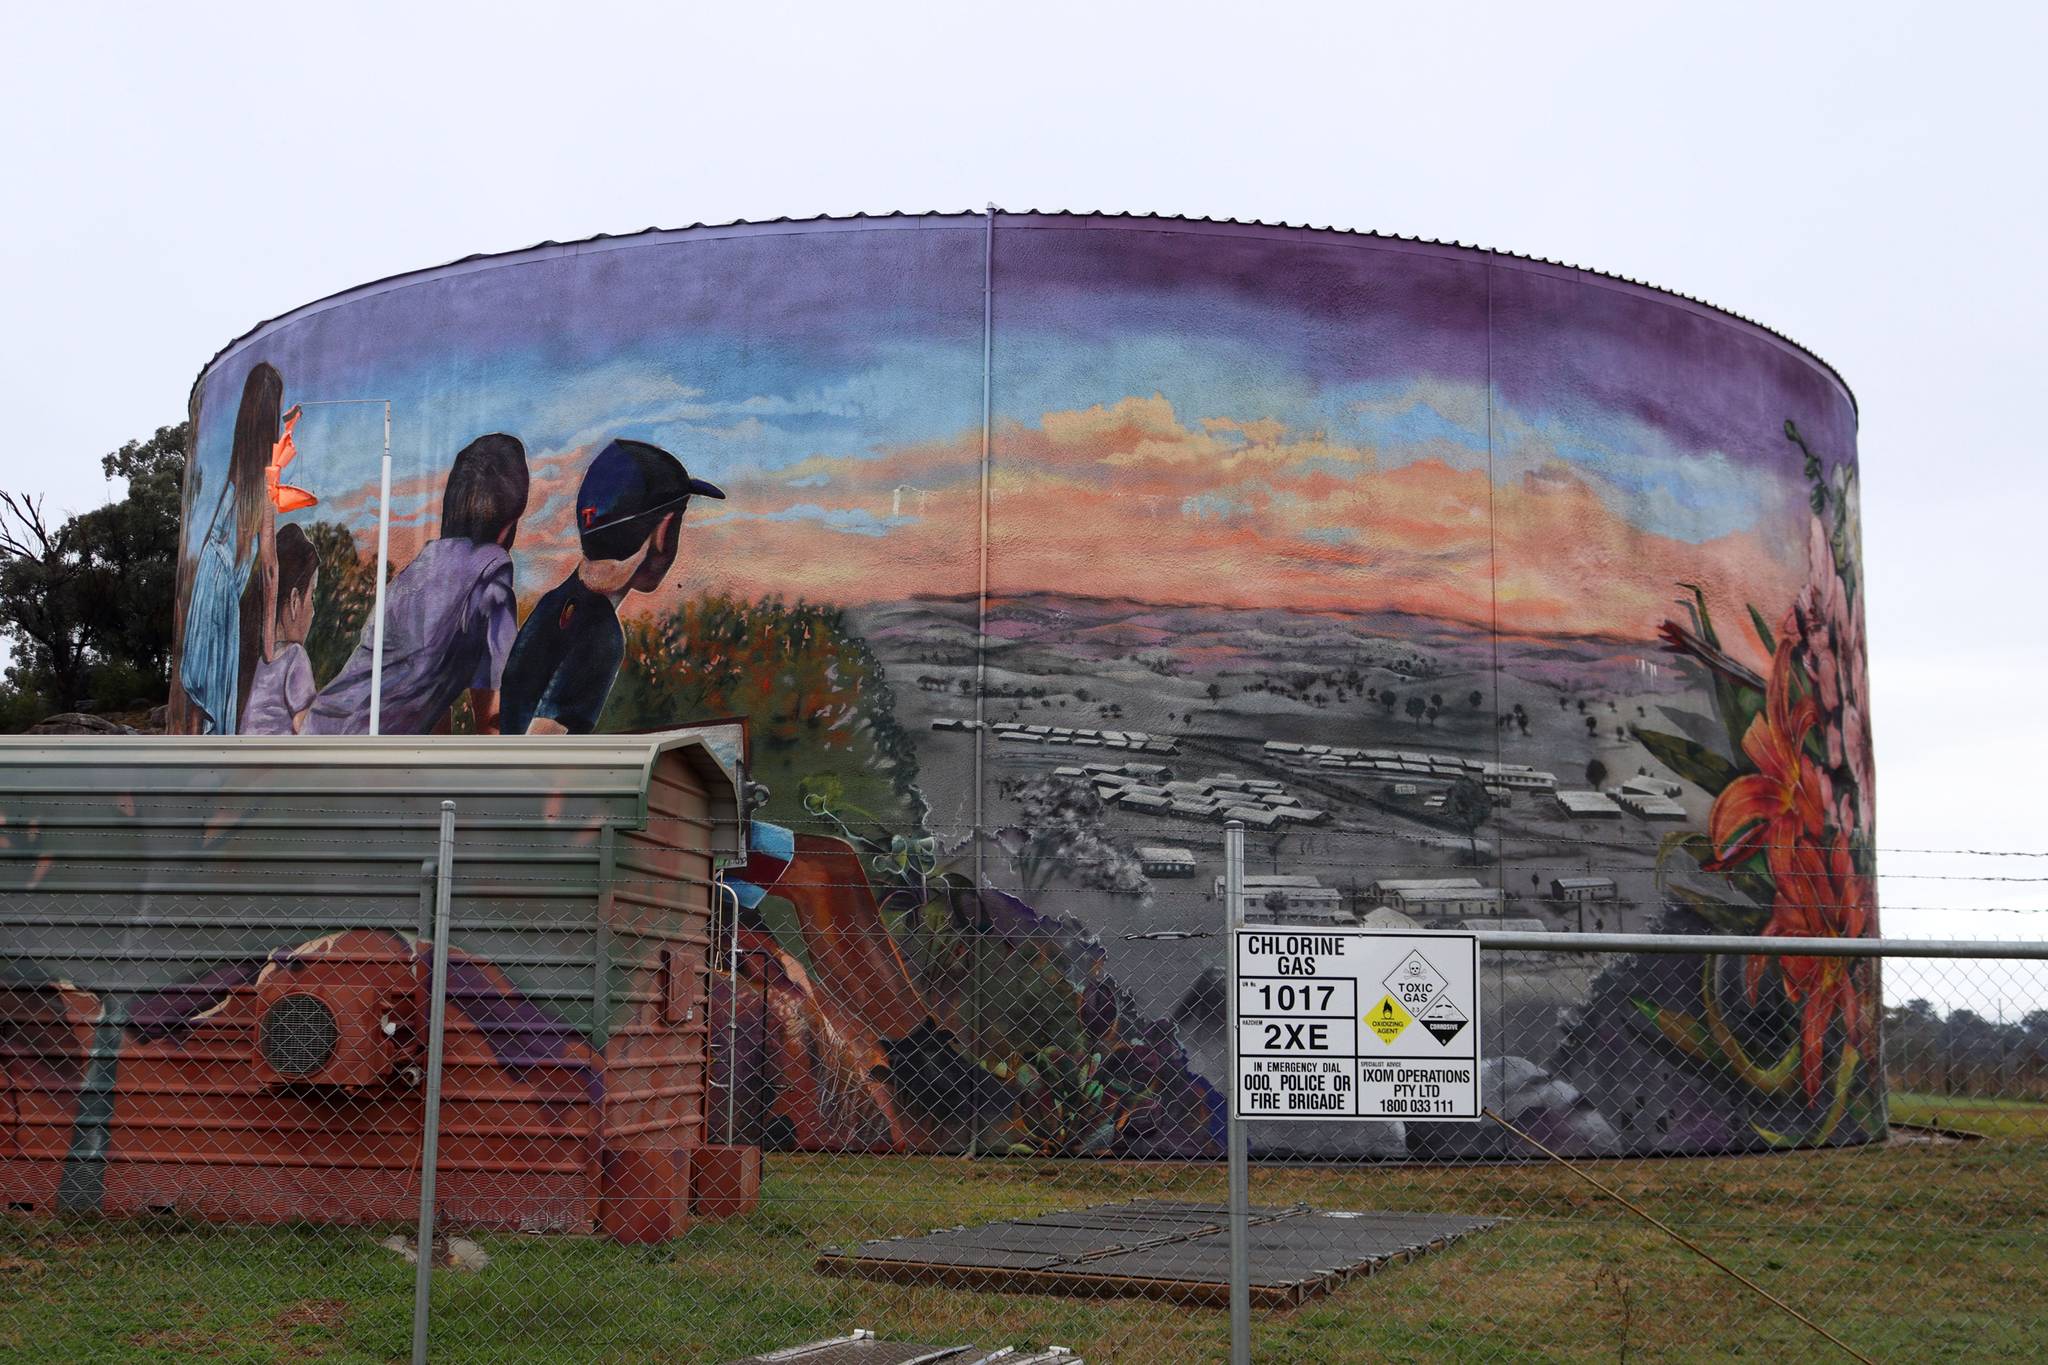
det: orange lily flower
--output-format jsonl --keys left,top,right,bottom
{"left": 1746, "top": 836, "right": 1873, "bottom": 1101}
{"left": 1705, "top": 623, "right": 1829, "bottom": 878}
{"left": 267, "top": 405, "right": 317, "bottom": 513}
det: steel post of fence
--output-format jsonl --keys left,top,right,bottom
{"left": 719, "top": 877, "right": 741, "bottom": 1146}
{"left": 1224, "top": 819, "right": 1249, "bottom": 1365}
{"left": 411, "top": 801, "right": 456, "bottom": 1365}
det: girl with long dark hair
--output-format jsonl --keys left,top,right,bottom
{"left": 178, "top": 362, "right": 282, "bottom": 733}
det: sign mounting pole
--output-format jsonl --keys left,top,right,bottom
{"left": 1226, "top": 892, "right": 1485, "bottom": 1364}
{"left": 290, "top": 398, "right": 392, "bottom": 733}
{"left": 1224, "top": 819, "right": 1250, "bottom": 1365}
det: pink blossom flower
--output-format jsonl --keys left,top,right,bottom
{"left": 1790, "top": 516, "right": 1875, "bottom": 839}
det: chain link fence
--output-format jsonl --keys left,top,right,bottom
{"left": 5, "top": 803, "right": 2048, "bottom": 1362}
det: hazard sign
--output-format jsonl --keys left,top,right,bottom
{"left": 1421, "top": 996, "right": 1468, "bottom": 1045}
{"left": 1232, "top": 929, "right": 1481, "bottom": 1121}
{"left": 1365, "top": 994, "right": 1413, "bottom": 1043}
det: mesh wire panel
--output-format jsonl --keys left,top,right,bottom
{"left": 4, "top": 816, "right": 2047, "bottom": 1361}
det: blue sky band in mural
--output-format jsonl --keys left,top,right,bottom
{"left": 168, "top": 214, "right": 1878, "bottom": 1159}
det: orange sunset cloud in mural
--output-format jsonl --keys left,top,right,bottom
{"left": 329, "top": 392, "right": 1805, "bottom": 646}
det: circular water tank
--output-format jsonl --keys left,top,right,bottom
{"left": 174, "top": 212, "right": 1877, "bottom": 1157}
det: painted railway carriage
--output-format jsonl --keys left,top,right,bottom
{"left": 0, "top": 733, "right": 749, "bottom": 1239}
{"left": 160, "top": 211, "right": 1880, "bottom": 1160}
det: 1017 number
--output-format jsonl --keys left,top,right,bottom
{"left": 1248, "top": 983, "right": 1337, "bottom": 1013}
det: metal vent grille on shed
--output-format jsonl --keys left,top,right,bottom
{"left": 260, "top": 993, "right": 339, "bottom": 1077}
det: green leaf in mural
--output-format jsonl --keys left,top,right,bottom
{"left": 1750, "top": 1044, "right": 1860, "bottom": 1148}
{"left": 1674, "top": 583, "right": 1716, "bottom": 650}
{"left": 1657, "top": 831, "right": 1714, "bottom": 867}
{"left": 1633, "top": 997, "right": 1711, "bottom": 1060}
{"left": 1666, "top": 884, "right": 1771, "bottom": 935}
{"left": 1746, "top": 604, "right": 1777, "bottom": 658}
{"left": 1715, "top": 680, "right": 1764, "bottom": 759}
{"left": 1723, "top": 854, "right": 1777, "bottom": 912}
{"left": 1631, "top": 727, "right": 1738, "bottom": 796}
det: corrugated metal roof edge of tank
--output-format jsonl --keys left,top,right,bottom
{"left": 187, "top": 207, "right": 1856, "bottom": 417}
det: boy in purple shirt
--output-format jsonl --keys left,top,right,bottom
{"left": 305, "top": 434, "right": 529, "bottom": 735}
{"left": 240, "top": 523, "right": 319, "bottom": 734}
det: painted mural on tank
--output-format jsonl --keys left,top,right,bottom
{"left": 167, "top": 214, "right": 1879, "bottom": 1158}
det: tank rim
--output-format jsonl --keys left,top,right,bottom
{"left": 188, "top": 207, "right": 1856, "bottom": 419}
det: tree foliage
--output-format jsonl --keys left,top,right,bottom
{"left": 0, "top": 492, "right": 88, "bottom": 712}
{"left": 1444, "top": 775, "right": 1491, "bottom": 863}
{"left": 994, "top": 775, "right": 1149, "bottom": 898}
{"left": 605, "top": 594, "right": 924, "bottom": 828}
{"left": 0, "top": 423, "right": 187, "bottom": 720}
{"left": 299, "top": 520, "right": 379, "bottom": 686}
{"left": 74, "top": 426, "right": 185, "bottom": 690}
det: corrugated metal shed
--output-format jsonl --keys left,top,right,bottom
{"left": 0, "top": 731, "right": 747, "bottom": 1240}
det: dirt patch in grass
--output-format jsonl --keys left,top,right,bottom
{"left": 126, "top": 1298, "right": 352, "bottom": 1361}
{"left": 270, "top": 1298, "right": 349, "bottom": 1333}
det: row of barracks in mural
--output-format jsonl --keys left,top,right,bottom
{"left": 150, "top": 213, "right": 1880, "bottom": 1162}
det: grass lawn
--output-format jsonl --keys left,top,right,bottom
{"left": 5, "top": 1124, "right": 2046, "bottom": 1363}
{"left": 1889, "top": 1090, "right": 2048, "bottom": 1142}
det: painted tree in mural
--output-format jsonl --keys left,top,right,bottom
{"left": 298, "top": 520, "right": 379, "bottom": 686}
{"left": 605, "top": 594, "right": 922, "bottom": 830}
{"left": 995, "top": 775, "right": 1149, "bottom": 899}
{"left": 1444, "top": 776, "right": 1492, "bottom": 865}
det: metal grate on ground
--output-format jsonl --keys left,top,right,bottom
{"left": 816, "top": 1199, "right": 1501, "bottom": 1308}
{"left": 721, "top": 1330, "right": 1080, "bottom": 1364}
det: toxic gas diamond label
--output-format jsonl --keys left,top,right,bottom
{"left": 1384, "top": 951, "right": 1449, "bottom": 1012}
{"left": 1232, "top": 930, "right": 1480, "bottom": 1122}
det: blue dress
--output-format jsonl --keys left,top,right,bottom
{"left": 179, "top": 497, "right": 252, "bottom": 734}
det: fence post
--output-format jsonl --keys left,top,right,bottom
{"left": 720, "top": 878, "right": 741, "bottom": 1146}
{"left": 412, "top": 801, "right": 457, "bottom": 1365}
{"left": 1224, "top": 819, "right": 1250, "bottom": 1365}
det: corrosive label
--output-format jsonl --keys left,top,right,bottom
{"left": 1232, "top": 930, "right": 1481, "bottom": 1122}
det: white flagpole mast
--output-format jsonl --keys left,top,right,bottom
{"left": 291, "top": 398, "right": 393, "bottom": 734}
{"left": 370, "top": 401, "right": 392, "bottom": 735}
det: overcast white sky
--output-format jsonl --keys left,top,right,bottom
{"left": 3, "top": 2, "right": 2043, "bottom": 962}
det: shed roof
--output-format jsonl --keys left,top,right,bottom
{"left": 0, "top": 730, "right": 745, "bottom": 863}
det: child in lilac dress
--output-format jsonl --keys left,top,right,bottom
{"left": 305, "top": 434, "right": 529, "bottom": 735}
{"left": 240, "top": 523, "right": 319, "bottom": 735}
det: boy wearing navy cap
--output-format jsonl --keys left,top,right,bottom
{"left": 500, "top": 438, "right": 724, "bottom": 735}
